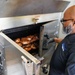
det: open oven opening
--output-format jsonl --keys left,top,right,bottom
{"left": 2, "top": 23, "right": 43, "bottom": 55}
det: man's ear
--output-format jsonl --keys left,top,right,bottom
{"left": 73, "top": 22, "right": 75, "bottom": 26}
{"left": 72, "top": 24, "right": 75, "bottom": 30}
{"left": 73, "top": 21, "right": 75, "bottom": 25}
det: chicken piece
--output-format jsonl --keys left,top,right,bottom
{"left": 26, "top": 35, "right": 33, "bottom": 40}
{"left": 15, "top": 38, "right": 21, "bottom": 43}
{"left": 24, "top": 47, "right": 31, "bottom": 51}
{"left": 17, "top": 42, "right": 22, "bottom": 47}
{"left": 31, "top": 35, "right": 39, "bottom": 42}
{"left": 21, "top": 37, "right": 30, "bottom": 45}
{"left": 22, "top": 44, "right": 31, "bottom": 51}
{"left": 31, "top": 44, "right": 36, "bottom": 49}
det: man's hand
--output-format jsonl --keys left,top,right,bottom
{"left": 54, "top": 38, "right": 62, "bottom": 43}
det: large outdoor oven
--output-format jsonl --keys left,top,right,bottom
{"left": 0, "top": 13, "right": 60, "bottom": 75}
{"left": 2, "top": 20, "right": 59, "bottom": 55}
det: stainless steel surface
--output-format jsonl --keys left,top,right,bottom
{"left": 0, "top": 13, "right": 61, "bottom": 31}
{"left": 0, "top": 0, "right": 70, "bottom": 17}
{"left": 40, "top": 43, "right": 56, "bottom": 75}
{"left": 40, "top": 20, "right": 59, "bottom": 51}
{"left": 0, "top": 1, "right": 73, "bottom": 75}
{"left": 39, "top": 25, "right": 44, "bottom": 57}
{"left": 0, "top": 12, "right": 60, "bottom": 75}
{"left": 0, "top": 17, "right": 61, "bottom": 75}
{"left": 39, "top": 20, "right": 59, "bottom": 56}
{"left": 0, "top": 33, "right": 25, "bottom": 75}
{"left": 56, "top": 0, "right": 74, "bottom": 2}
{"left": 0, "top": 43, "right": 5, "bottom": 75}
{"left": 5, "top": 45, "right": 25, "bottom": 75}
{"left": 0, "top": 32, "right": 41, "bottom": 75}
{"left": 0, "top": 18, "right": 60, "bottom": 75}
{"left": 0, "top": 32, "right": 40, "bottom": 65}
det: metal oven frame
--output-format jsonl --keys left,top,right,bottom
{"left": 0, "top": 13, "right": 61, "bottom": 75}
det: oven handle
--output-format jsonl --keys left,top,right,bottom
{"left": 0, "top": 32, "right": 40, "bottom": 65}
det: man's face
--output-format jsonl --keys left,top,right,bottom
{"left": 61, "top": 14, "right": 75, "bottom": 34}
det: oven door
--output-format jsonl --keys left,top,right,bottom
{"left": 39, "top": 20, "right": 59, "bottom": 64}
{"left": 0, "top": 32, "right": 40, "bottom": 75}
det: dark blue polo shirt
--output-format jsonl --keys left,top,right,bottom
{"left": 49, "top": 33, "right": 75, "bottom": 75}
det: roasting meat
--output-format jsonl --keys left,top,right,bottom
{"left": 16, "top": 42, "right": 22, "bottom": 47}
{"left": 21, "top": 34, "right": 39, "bottom": 45}
{"left": 15, "top": 38, "right": 21, "bottom": 43}
{"left": 14, "top": 34, "right": 39, "bottom": 51}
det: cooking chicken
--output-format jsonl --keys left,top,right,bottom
{"left": 21, "top": 35, "right": 39, "bottom": 45}
{"left": 15, "top": 38, "right": 21, "bottom": 43}
{"left": 14, "top": 34, "right": 39, "bottom": 51}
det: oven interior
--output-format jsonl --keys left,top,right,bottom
{"left": 2, "top": 23, "right": 43, "bottom": 55}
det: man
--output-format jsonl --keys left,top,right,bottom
{"left": 49, "top": 5, "right": 75, "bottom": 75}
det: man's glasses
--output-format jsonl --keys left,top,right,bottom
{"left": 60, "top": 19, "right": 75, "bottom": 25}
{"left": 61, "top": 19, "right": 74, "bottom": 23}
{"left": 61, "top": 19, "right": 75, "bottom": 25}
